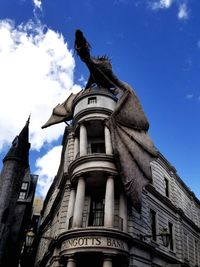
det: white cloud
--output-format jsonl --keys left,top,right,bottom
{"left": 151, "top": 0, "right": 173, "bottom": 10}
{"left": 149, "top": 0, "right": 190, "bottom": 21}
{"left": 78, "top": 75, "right": 87, "bottom": 86}
{"left": 0, "top": 19, "right": 81, "bottom": 151}
{"left": 78, "top": 75, "right": 85, "bottom": 82}
{"left": 36, "top": 145, "right": 62, "bottom": 198}
{"left": 186, "top": 94, "right": 193, "bottom": 99}
{"left": 33, "top": 0, "right": 42, "bottom": 10}
{"left": 178, "top": 3, "right": 189, "bottom": 20}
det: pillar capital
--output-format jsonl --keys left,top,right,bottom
{"left": 68, "top": 257, "right": 76, "bottom": 263}
{"left": 69, "top": 184, "right": 76, "bottom": 190}
{"left": 103, "top": 118, "right": 109, "bottom": 125}
{"left": 78, "top": 120, "right": 88, "bottom": 127}
{"left": 66, "top": 255, "right": 76, "bottom": 267}
{"left": 103, "top": 255, "right": 113, "bottom": 267}
{"left": 103, "top": 253, "right": 113, "bottom": 260}
{"left": 105, "top": 172, "right": 116, "bottom": 179}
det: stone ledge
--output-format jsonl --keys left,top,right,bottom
{"left": 68, "top": 154, "right": 117, "bottom": 182}
{"left": 58, "top": 228, "right": 131, "bottom": 257}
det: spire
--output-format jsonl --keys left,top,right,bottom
{"left": 3, "top": 117, "right": 31, "bottom": 166}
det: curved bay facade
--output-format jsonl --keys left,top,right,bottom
{"left": 35, "top": 87, "right": 200, "bottom": 267}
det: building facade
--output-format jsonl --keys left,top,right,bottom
{"left": 0, "top": 120, "right": 38, "bottom": 267}
{"left": 35, "top": 87, "right": 200, "bottom": 267}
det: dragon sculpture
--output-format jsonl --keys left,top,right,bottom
{"left": 42, "top": 30, "right": 158, "bottom": 212}
{"left": 74, "top": 29, "right": 126, "bottom": 92}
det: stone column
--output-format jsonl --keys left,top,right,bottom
{"left": 67, "top": 257, "right": 76, "bottom": 267}
{"left": 119, "top": 191, "right": 127, "bottom": 232}
{"left": 79, "top": 123, "right": 87, "bottom": 156}
{"left": 104, "top": 126, "right": 113, "bottom": 155}
{"left": 104, "top": 175, "right": 114, "bottom": 227}
{"left": 73, "top": 136, "right": 79, "bottom": 159}
{"left": 103, "top": 257, "right": 112, "bottom": 267}
{"left": 66, "top": 187, "right": 76, "bottom": 229}
{"left": 72, "top": 177, "right": 85, "bottom": 228}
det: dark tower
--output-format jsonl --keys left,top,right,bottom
{"left": 0, "top": 118, "right": 30, "bottom": 266}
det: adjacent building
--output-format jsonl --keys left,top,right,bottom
{"left": 34, "top": 86, "right": 200, "bottom": 267}
{"left": 0, "top": 119, "right": 38, "bottom": 267}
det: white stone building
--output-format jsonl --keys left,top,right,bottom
{"left": 35, "top": 86, "right": 200, "bottom": 267}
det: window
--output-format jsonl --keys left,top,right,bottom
{"left": 21, "top": 182, "right": 28, "bottom": 190}
{"left": 168, "top": 222, "right": 174, "bottom": 251}
{"left": 19, "top": 191, "right": 26, "bottom": 200}
{"left": 183, "top": 232, "right": 189, "bottom": 260}
{"left": 150, "top": 209, "right": 157, "bottom": 241}
{"left": 164, "top": 177, "right": 169, "bottom": 197}
{"left": 91, "top": 143, "right": 105, "bottom": 153}
{"left": 194, "top": 240, "right": 199, "bottom": 266}
{"left": 18, "top": 182, "right": 29, "bottom": 200}
{"left": 88, "top": 97, "right": 97, "bottom": 104}
{"left": 88, "top": 198, "right": 104, "bottom": 226}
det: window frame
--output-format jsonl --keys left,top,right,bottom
{"left": 19, "top": 191, "right": 27, "bottom": 200}
{"left": 88, "top": 96, "right": 97, "bottom": 104}
{"left": 183, "top": 231, "right": 189, "bottom": 260}
{"left": 164, "top": 177, "right": 170, "bottom": 198}
{"left": 194, "top": 239, "right": 199, "bottom": 266}
{"left": 18, "top": 181, "right": 29, "bottom": 200}
{"left": 21, "top": 182, "right": 29, "bottom": 190}
{"left": 150, "top": 208, "right": 157, "bottom": 242}
{"left": 168, "top": 221, "right": 174, "bottom": 251}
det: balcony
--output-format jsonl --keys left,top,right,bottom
{"left": 68, "top": 154, "right": 117, "bottom": 183}
{"left": 59, "top": 227, "right": 131, "bottom": 257}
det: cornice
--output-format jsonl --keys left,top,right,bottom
{"left": 72, "top": 89, "right": 118, "bottom": 109}
{"left": 58, "top": 227, "right": 132, "bottom": 244}
{"left": 73, "top": 107, "right": 112, "bottom": 126}
{"left": 68, "top": 154, "right": 117, "bottom": 181}
{"left": 130, "top": 237, "right": 181, "bottom": 265}
{"left": 156, "top": 153, "right": 200, "bottom": 208}
{"left": 146, "top": 184, "right": 200, "bottom": 233}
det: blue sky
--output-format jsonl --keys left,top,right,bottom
{"left": 0, "top": 0, "right": 200, "bottom": 198}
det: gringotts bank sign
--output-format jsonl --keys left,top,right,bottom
{"left": 61, "top": 236, "right": 129, "bottom": 253}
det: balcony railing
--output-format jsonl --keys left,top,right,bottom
{"left": 68, "top": 214, "right": 123, "bottom": 231}
{"left": 88, "top": 210, "right": 104, "bottom": 227}
{"left": 75, "top": 150, "right": 106, "bottom": 159}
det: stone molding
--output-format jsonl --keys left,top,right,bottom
{"left": 68, "top": 154, "right": 117, "bottom": 182}
{"left": 59, "top": 228, "right": 131, "bottom": 257}
{"left": 73, "top": 107, "right": 112, "bottom": 127}
{"left": 72, "top": 89, "right": 118, "bottom": 109}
